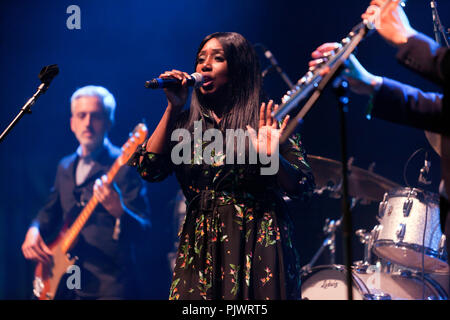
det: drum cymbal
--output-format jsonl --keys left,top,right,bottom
{"left": 307, "top": 155, "right": 401, "bottom": 202}
{"left": 425, "top": 130, "right": 441, "bottom": 156}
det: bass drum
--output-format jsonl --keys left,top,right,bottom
{"left": 301, "top": 265, "right": 447, "bottom": 300}
{"left": 301, "top": 265, "right": 370, "bottom": 300}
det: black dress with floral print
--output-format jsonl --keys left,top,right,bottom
{"left": 128, "top": 111, "right": 314, "bottom": 300}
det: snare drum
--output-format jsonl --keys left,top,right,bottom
{"left": 373, "top": 187, "right": 448, "bottom": 273}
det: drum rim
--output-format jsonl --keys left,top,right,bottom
{"left": 385, "top": 187, "right": 440, "bottom": 204}
{"left": 372, "top": 240, "right": 448, "bottom": 273}
{"left": 358, "top": 265, "right": 448, "bottom": 300}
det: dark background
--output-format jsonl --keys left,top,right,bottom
{"left": 0, "top": 0, "right": 448, "bottom": 299}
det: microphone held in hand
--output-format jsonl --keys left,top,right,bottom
{"left": 145, "top": 72, "right": 203, "bottom": 89}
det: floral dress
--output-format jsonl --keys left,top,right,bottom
{"left": 128, "top": 112, "right": 315, "bottom": 300}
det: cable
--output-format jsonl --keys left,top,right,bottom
{"left": 422, "top": 203, "right": 428, "bottom": 300}
{"left": 402, "top": 148, "right": 425, "bottom": 187}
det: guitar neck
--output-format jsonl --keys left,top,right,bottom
{"left": 61, "top": 160, "right": 121, "bottom": 253}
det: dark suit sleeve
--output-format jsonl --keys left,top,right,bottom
{"left": 32, "top": 164, "right": 64, "bottom": 241}
{"left": 371, "top": 77, "right": 446, "bottom": 134}
{"left": 396, "top": 33, "right": 450, "bottom": 86}
{"left": 115, "top": 165, "right": 151, "bottom": 241}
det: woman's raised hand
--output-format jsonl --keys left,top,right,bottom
{"left": 246, "top": 100, "right": 289, "bottom": 157}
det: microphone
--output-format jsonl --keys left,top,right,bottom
{"left": 418, "top": 151, "right": 432, "bottom": 185}
{"left": 0, "top": 64, "right": 59, "bottom": 143}
{"left": 145, "top": 72, "right": 203, "bottom": 89}
{"left": 38, "top": 64, "right": 59, "bottom": 87}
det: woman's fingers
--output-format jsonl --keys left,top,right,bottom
{"left": 259, "top": 102, "right": 266, "bottom": 128}
{"left": 266, "top": 100, "right": 273, "bottom": 127}
{"left": 272, "top": 104, "right": 280, "bottom": 128}
{"left": 158, "top": 70, "right": 191, "bottom": 85}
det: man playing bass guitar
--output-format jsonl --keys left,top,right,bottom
{"left": 21, "top": 85, "right": 151, "bottom": 300}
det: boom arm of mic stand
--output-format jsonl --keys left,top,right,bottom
{"left": 0, "top": 82, "right": 48, "bottom": 143}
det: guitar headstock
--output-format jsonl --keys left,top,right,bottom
{"left": 117, "top": 123, "right": 148, "bottom": 166}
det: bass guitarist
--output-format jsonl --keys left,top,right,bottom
{"left": 21, "top": 85, "right": 151, "bottom": 300}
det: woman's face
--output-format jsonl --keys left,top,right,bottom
{"left": 196, "top": 37, "right": 229, "bottom": 97}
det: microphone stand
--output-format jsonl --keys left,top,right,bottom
{"left": 256, "top": 43, "right": 295, "bottom": 90}
{"left": 281, "top": 23, "right": 369, "bottom": 300}
{"left": 334, "top": 78, "right": 354, "bottom": 301}
{"left": 0, "top": 65, "right": 58, "bottom": 144}
{"left": 0, "top": 83, "right": 48, "bottom": 143}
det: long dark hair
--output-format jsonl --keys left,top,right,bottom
{"left": 181, "top": 32, "right": 262, "bottom": 132}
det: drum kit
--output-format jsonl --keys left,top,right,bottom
{"left": 300, "top": 151, "right": 449, "bottom": 300}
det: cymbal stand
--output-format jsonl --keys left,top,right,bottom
{"left": 301, "top": 198, "right": 360, "bottom": 275}
{"left": 354, "top": 228, "right": 375, "bottom": 271}
{"left": 301, "top": 217, "right": 342, "bottom": 275}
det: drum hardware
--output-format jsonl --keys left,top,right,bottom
{"left": 355, "top": 228, "right": 374, "bottom": 269}
{"left": 395, "top": 223, "right": 406, "bottom": 242}
{"left": 301, "top": 217, "right": 342, "bottom": 275}
{"left": 365, "top": 292, "right": 392, "bottom": 300}
{"left": 378, "top": 193, "right": 389, "bottom": 219}
{"left": 376, "top": 259, "right": 395, "bottom": 274}
{"left": 301, "top": 198, "right": 363, "bottom": 275}
{"left": 403, "top": 188, "right": 416, "bottom": 216}
{"left": 402, "top": 201, "right": 413, "bottom": 216}
{"left": 438, "top": 235, "right": 447, "bottom": 260}
{"left": 307, "top": 155, "right": 402, "bottom": 203}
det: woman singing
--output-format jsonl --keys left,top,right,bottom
{"left": 129, "top": 32, "right": 314, "bottom": 300}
